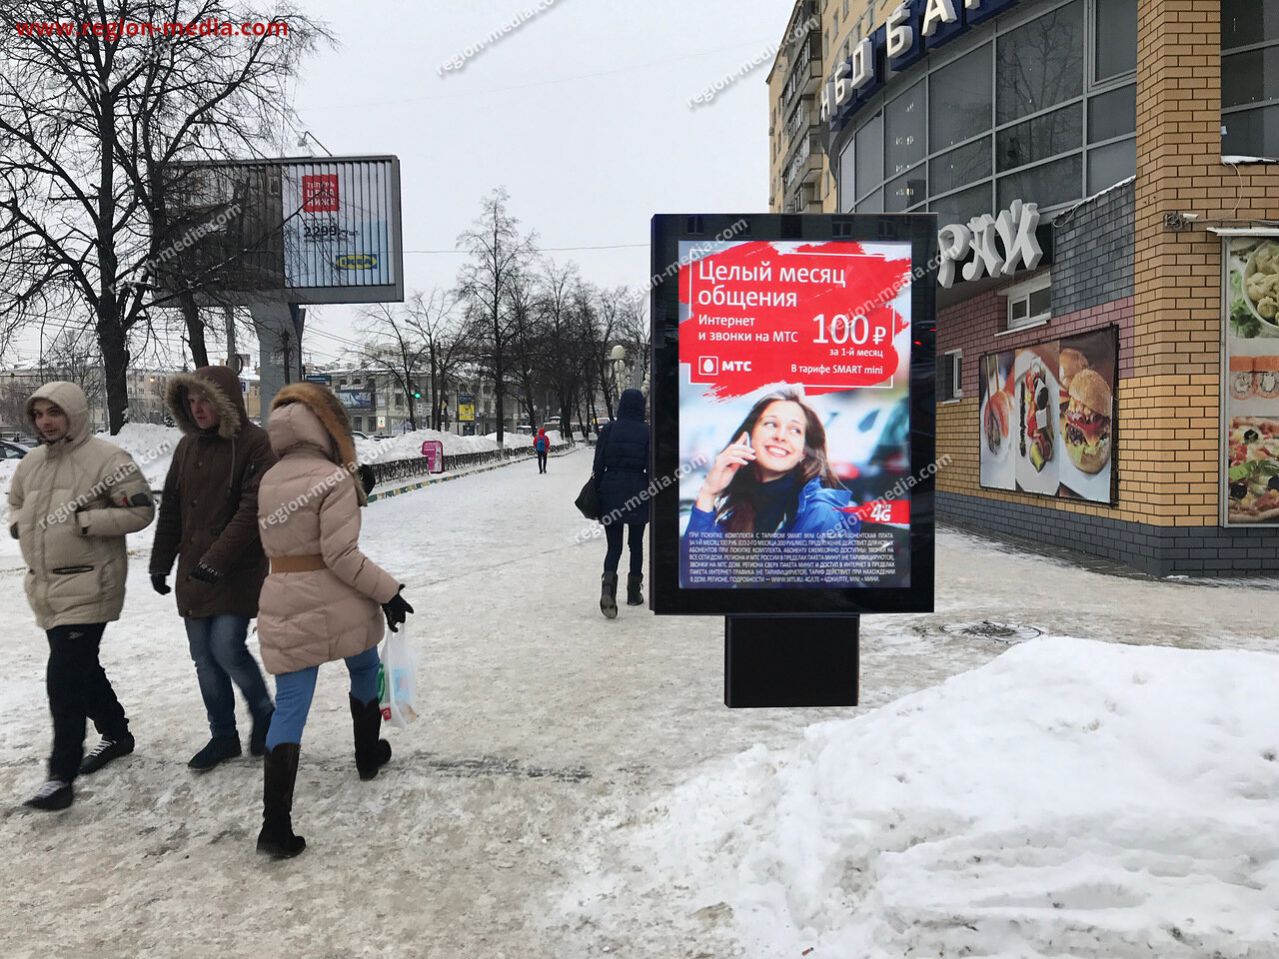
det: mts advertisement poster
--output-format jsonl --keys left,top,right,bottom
{"left": 676, "top": 239, "right": 915, "bottom": 591}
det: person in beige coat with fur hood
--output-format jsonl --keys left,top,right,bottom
{"left": 8, "top": 382, "right": 155, "bottom": 811}
{"left": 253, "top": 382, "right": 414, "bottom": 859}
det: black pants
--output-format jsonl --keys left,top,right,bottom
{"left": 536, "top": 450, "right": 548, "bottom": 472}
{"left": 604, "top": 522, "right": 645, "bottom": 576}
{"left": 46, "top": 623, "right": 130, "bottom": 782}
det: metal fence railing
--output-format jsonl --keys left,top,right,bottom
{"left": 368, "top": 441, "right": 573, "bottom": 488}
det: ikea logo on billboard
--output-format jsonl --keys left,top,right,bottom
{"left": 335, "top": 253, "right": 379, "bottom": 271}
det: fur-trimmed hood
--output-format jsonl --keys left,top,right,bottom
{"left": 268, "top": 382, "right": 365, "bottom": 505}
{"left": 165, "top": 366, "right": 247, "bottom": 439}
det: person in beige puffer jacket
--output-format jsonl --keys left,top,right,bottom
{"left": 7, "top": 382, "right": 156, "bottom": 811}
{"left": 253, "top": 382, "right": 414, "bottom": 859}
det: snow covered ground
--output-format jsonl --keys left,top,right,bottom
{"left": 1, "top": 448, "right": 1277, "bottom": 957}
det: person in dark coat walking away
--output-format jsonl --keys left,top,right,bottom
{"left": 593, "top": 389, "right": 650, "bottom": 617}
{"left": 253, "top": 383, "right": 414, "bottom": 858}
{"left": 534, "top": 428, "right": 550, "bottom": 474}
{"left": 9, "top": 382, "right": 155, "bottom": 810}
{"left": 150, "top": 366, "right": 277, "bottom": 772}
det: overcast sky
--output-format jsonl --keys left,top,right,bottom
{"left": 289, "top": 0, "right": 783, "bottom": 365}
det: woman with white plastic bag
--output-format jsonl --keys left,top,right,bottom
{"left": 379, "top": 624, "right": 419, "bottom": 729}
{"left": 253, "top": 383, "right": 415, "bottom": 859}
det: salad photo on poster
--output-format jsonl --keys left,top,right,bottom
{"left": 676, "top": 239, "right": 914, "bottom": 590}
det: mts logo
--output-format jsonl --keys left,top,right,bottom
{"left": 721, "top": 361, "right": 752, "bottom": 372}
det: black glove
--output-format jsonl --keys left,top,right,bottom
{"left": 151, "top": 573, "right": 171, "bottom": 595}
{"left": 189, "top": 562, "right": 223, "bottom": 584}
{"left": 381, "top": 587, "right": 414, "bottom": 633}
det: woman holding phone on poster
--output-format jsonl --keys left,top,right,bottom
{"left": 682, "top": 390, "right": 860, "bottom": 587}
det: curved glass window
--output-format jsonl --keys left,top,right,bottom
{"left": 996, "top": 0, "right": 1083, "bottom": 124}
{"left": 835, "top": 0, "right": 1135, "bottom": 226}
{"left": 930, "top": 44, "right": 993, "bottom": 153}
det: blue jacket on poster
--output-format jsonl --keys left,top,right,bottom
{"left": 593, "top": 389, "right": 650, "bottom": 527}
{"left": 681, "top": 475, "right": 861, "bottom": 587}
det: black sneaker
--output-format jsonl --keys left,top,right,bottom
{"left": 23, "top": 779, "right": 73, "bottom": 811}
{"left": 188, "top": 736, "right": 242, "bottom": 771}
{"left": 79, "top": 734, "right": 135, "bottom": 776}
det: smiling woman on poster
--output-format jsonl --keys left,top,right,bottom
{"left": 681, "top": 390, "right": 861, "bottom": 587}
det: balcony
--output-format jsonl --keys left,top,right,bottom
{"left": 783, "top": 132, "right": 825, "bottom": 192}
{"left": 781, "top": 35, "right": 822, "bottom": 113}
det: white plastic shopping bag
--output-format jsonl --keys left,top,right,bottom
{"left": 378, "top": 624, "right": 419, "bottom": 728}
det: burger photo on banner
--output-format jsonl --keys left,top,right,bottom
{"left": 1223, "top": 236, "right": 1279, "bottom": 525}
{"left": 675, "top": 239, "right": 914, "bottom": 590}
{"left": 979, "top": 327, "right": 1116, "bottom": 503}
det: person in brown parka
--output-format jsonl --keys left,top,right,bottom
{"left": 253, "top": 382, "right": 414, "bottom": 859}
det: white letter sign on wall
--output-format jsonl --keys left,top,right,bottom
{"left": 937, "top": 200, "right": 1043, "bottom": 288}
{"left": 886, "top": 2, "right": 914, "bottom": 58}
{"left": 850, "top": 36, "right": 874, "bottom": 91}
{"left": 921, "top": 0, "right": 960, "bottom": 36}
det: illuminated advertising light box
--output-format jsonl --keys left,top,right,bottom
{"left": 650, "top": 215, "right": 937, "bottom": 617}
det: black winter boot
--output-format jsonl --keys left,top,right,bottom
{"left": 249, "top": 707, "right": 274, "bottom": 758}
{"left": 349, "top": 694, "right": 392, "bottom": 781}
{"left": 257, "top": 743, "right": 306, "bottom": 859}
{"left": 626, "top": 574, "right": 644, "bottom": 607}
{"left": 188, "top": 735, "right": 241, "bottom": 771}
{"left": 600, "top": 572, "right": 618, "bottom": 619}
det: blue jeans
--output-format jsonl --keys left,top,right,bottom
{"left": 185, "top": 615, "right": 274, "bottom": 739}
{"left": 265, "top": 645, "right": 381, "bottom": 750}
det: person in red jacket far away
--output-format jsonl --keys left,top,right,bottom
{"left": 534, "top": 428, "right": 550, "bottom": 474}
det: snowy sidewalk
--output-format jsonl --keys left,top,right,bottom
{"left": 1, "top": 448, "right": 1276, "bottom": 957}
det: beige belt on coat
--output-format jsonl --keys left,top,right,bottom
{"left": 270, "top": 554, "right": 327, "bottom": 574}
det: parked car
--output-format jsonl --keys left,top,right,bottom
{"left": 351, "top": 430, "right": 370, "bottom": 440}
{"left": 0, "top": 439, "right": 30, "bottom": 460}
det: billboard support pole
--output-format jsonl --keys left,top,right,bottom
{"left": 251, "top": 300, "right": 302, "bottom": 423}
{"left": 724, "top": 616, "right": 860, "bottom": 708}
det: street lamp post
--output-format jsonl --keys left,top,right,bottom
{"left": 609, "top": 344, "right": 627, "bottom": 398}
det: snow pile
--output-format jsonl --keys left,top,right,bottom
{"left": 103, "top": 423, "right": 182, "bottom": 489}
{"left": 607, "top": 637, "right": 1279, "bottom": 958}
{"left": 354, "top": 428, "right": 500, "bottom": 464}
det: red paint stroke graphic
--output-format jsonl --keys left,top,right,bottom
{"left": 679, "top": 241, "right": 911, "bottom": 399}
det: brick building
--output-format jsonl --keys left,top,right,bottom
{"left": 771, "top": 0, "right": 1279, "bottom": 576}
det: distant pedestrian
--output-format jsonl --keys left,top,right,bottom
{"left": 253, "top": 383, "right": 414, "bottom": 859}
{"left": 9, "top": 382, "right": 155, "bottom": 811}
{"left": 534, "top": 428, "right": 550, "bottom": 473}
{"left": 593, "top": 389, "right": 650, "bottom": 618}
{"left": 150, "top": 366, "right": 277, "bottom": 772}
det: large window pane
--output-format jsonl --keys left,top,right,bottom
{"left": 1223, "top": 104, "right": 1279, "bottom": 158}
{"left": 996, "top": 0, "right": 1084, "bottom": 124}
{"left": 885, "top": 82, "right": 926, "bottom": 178}
{"left": 1087, "top": 138, "right": 1135, "bottom": 192}
{"left": 886, "top": 169, "right": 927, "bottom": 212}
{"left": 997, "top": 153, "right": 1083, "bottom": 209}
{"left": 839, "top": 136, "right": 857, "bottom": 212}
{"left": 1095, "top": 0, "right": 1137, "bottom": 80}
{"left": 932, "top": 182, "right": 993, "bottom": 228}
{"left": 855, "top": 113, "right": 883, "bottom": 201}
{"left": 1223, "top": 48, "right": 1279, "bottom": 108}
{"left": 1089, "top": 85, "right": 1136, "bottom": 142}
{"left": 1223, "top": 0, "right": 1279, "bottom": 50}
{"left": 930, "top": 44, "right": 993, "bottom": 152}
{"left": 930, "top": 136, "right": 992, "bottom": 196}
{"left": 855, "top": 188, "right": 884, "bottom": 213}
{"left": 997, "top": 103, "right": 1082, "bottom": 172}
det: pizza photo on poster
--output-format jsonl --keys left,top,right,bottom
{"left": 979, "top": 326, "right": 1116, "bottom": 504}
{"left": 1223, "top": 235, "right": 1279, "bottom": 524}
{"left": 676, "top": 239, "right": 914, "bottom": 590}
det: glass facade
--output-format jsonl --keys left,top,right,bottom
{"left": 1223, "top": 0, "right": 1279, "bottom": 155}
{"left": 837, "top": 0, "right": 1137, "bottom": 228}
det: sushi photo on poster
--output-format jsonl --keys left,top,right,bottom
{"left": 675, "top": 239, "right": 914, "bottom": 590}
{"left": 1224, "top": 235, "right": 1279, "bottom": 525}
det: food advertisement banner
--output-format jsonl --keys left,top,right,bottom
{"left": 1223, "top": 236, "right": 1279, "bottom": 525}
{"left": 676, "top": 239, "right": 915, "bottom": 590}
{"left": 979, "top": 327, "right": 1117, "bottom": 503}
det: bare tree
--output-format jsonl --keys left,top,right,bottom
{"left": 0, "top": 0, "right": 329, "bottom": 432}
{"left": 357, "top": 302, "right": 429, "bottom": 432}
{"left": 401, "top": 289, "right": 469, "bottom": 432}
{"left": 456, "top": 187, "right": 536, "bottom": 448}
